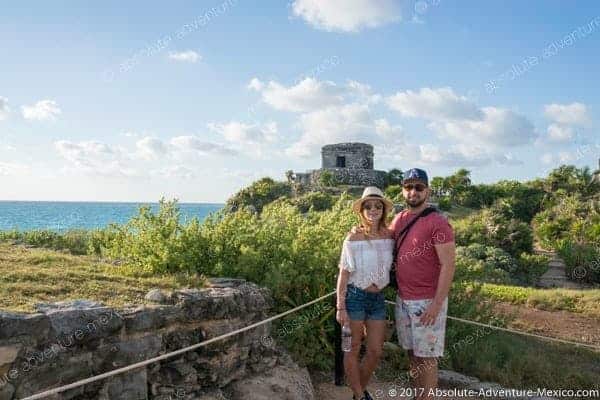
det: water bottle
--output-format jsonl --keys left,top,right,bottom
{"left": 342, "top": 324, "right": 352, "bottom": 352}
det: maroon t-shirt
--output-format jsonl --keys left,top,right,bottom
{"left": 390, "top": 209, "right": 454, "bottom": 300}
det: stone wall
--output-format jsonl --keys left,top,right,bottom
{"left": 311, "top": 168, "right": 387, "bottom": 188}
{"left": 321, "top": 143, "right": 373, "bottom": 169}
{"left": 0, "top": 279, "right": 316, "bottom": 400}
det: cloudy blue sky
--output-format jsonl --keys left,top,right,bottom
{"left": 1, "top": 0, "right": 599, "bottom": 202}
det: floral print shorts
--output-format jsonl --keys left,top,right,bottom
{"left": 395, "top": 295, "right": 447, "bottom": 357}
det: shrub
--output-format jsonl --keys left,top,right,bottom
{"left": 513, "top": 252, "right": 549, "bottom": 285}
{"left": 0, "top": 229, "right": 90, "bottom": 255}
{"left": 455, "top": 244, "right": 512, "bottom": 284}
{"left": 533, "top": 195, "right": 600, "bottom": 249}
{"left": 225, "top": 177, "right": 292, "bottom": 213}
{"left": 289, "top": 192, "right": 335, "bottom": 213}
{"left": 454, "top": 204, "right": 533, "bottom": 257}
{"left": 384, "top": 185, "right": 403, "bottom": 203}
{"left": 318, "top": 170, "right": 337, "bottom": 187}
{"left": 437, "top": 196, "right": 452, "bottom": 211}
{"left": 556, "top": 241, "right": 600, "bottom": 284}
{"left": 99, "top": 198, "right": 210, "bottom": 274}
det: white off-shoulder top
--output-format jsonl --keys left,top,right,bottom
{"left": 339, "top": 238, "right": 394, "bottom": 290}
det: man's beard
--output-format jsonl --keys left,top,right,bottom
{"left": 406, "top": 197, "right": 426, "bottom": 208}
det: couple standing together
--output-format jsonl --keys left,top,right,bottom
{"left": 335, "top": 168, "right": 456, "bottom": 400}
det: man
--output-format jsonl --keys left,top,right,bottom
{"left": 390, "top": 168, "right": 455, "bottom": 400}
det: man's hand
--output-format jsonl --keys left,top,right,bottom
{"left": 349, "top": 225, "right": 364, "bottom": 235}
{"left": 419, "top": 301, "right": 442, "bottom": 326}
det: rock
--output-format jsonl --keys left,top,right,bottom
{"left": 145, "top": 289, "right": 169, "bottom": 304}
{"left": 0, "top": 344, "right": 21, "bottom": 366}
{"left": 208, "top": 278, "right": 247, "bottom": 288}
{"left": 439, "top": 369, "right": 480, "bottom": 388}
{"left": 227, "top": 364, "right": 316, "bottom": 400}
{"left": 0, "top": 383, "right": 15, "bottom": 400}
{"left": 35, "top": 300, "right": 105, "bottom": 313}
{"left": 98, "top": 369, "right": 147, "bottom": 400}
{"left": 194, "top": 389, "right": 228, "bottom": 400}
{"left": 0, "top": 312, "right": 51, "bottom": 344}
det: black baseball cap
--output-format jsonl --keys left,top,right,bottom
{"left": 402, "top": 168, "right": 429, "bottom": 186}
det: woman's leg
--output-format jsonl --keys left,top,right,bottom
{"left": 344, "top": 319, "right": 365, "bottom": 397}
{"left": 360, "top": 319, "right": 386, "bottom": 389}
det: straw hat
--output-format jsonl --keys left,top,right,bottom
{"left": 352, "top": 186, "right": 393, "bottom": 215}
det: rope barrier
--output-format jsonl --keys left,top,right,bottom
{"left": 20, "top": 290, "right": 599, "bottom": 399}
{"left": 385, "top": 299, "right": 600, "bottom": 352}
{"left": 21, "top": 291, "right": 337, "bottom": 400}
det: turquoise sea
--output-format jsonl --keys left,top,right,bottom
{"left": 0, "top": 201, "right": 223, "bottom": 231}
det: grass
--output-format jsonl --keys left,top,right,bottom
{"left": 0, "top": 242, "right": 207, "bottom": 312}
{"left": 481, "top": 283, "right": 600, "bottom": 318}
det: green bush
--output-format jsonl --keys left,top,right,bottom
{"left": 556, "top": 241, "right": 600, "bottom": 284}
{"left": 437, "top": 196, "right": 452, "bottom": 211}
{"left": 98, "top": 198, "right": 211, "bottom": 274}
{"left": 384, "top": 184, "right": 403, "bottom": 203}
{"left": 513, "top": 252, "right": 549, "bottom": 285}
{"left": 289, "top": 191, "right": 335, "bottom": 213}
{"left": 225, "top": 177, "right": 292, "bottom": 213}
{"left": 455, "top": 244, "right": 512, "bottom": 284}
{"left": 533, "top": 195, "right": 600, "bottom": 249}
{"left": 0, "top": 229, "right": 90, "bottom": 255}
{"left": 454, "top": 204, "right": 533, "bottom": 257}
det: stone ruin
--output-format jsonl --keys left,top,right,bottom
{"left": 291, "top": 143, "right": 387, "bottom": 190}
{"left": 0, "top": 279, "right": 316, "bottom": 400}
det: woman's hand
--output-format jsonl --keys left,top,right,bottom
{"left": 336, "top": 309, "right": 349, "bottom": 326}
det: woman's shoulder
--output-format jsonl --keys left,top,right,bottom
{"left": 346, "top": 231, "right": 367, "bottom": 242}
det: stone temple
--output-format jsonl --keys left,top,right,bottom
{"left": 292, "top": 143, "right": 387, "bottom": 188}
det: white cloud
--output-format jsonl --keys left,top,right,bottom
{"left": 257, "top": 78, "right": 345, "bottom": 112}
{"left": 169, "top": 135, "right": 237, "bottom": 156}
{"left": 135, "top": 137, "right": 169, "bottom": 160}
{"left": 251, "top": 77, "right": 382, "bottom": 113}
{"left": 247, "top": 77, "right": 264, "bottom": 91}
{"left": 168, "top": 50, "right": 201, "bottom": 63}
{"left": 207, "top": 121, "right": 279, "bottom": 158}
{"left": 544, "top": 102, "right": 588, "bottom": 125}
{"left": 291, "top": 0, "right": 401, "bottom": 32}
{"left": 153, "top": 165, "right": 196, "bottom": 179}
{"left": 387, "top": 87, "right": 482, "bottom": 121}
{"left": 386, "top": 87, "right": 535, "bottom": 148}
{"left": 54, "top": 140, "right": 135, "bottom": 177}
{"left": 427, "top": 107, "right": 536, "bottom": 147}
{"left": 374, "top": 118, "right": 403, "bottom": 139}
{"left": 286, "top": 103, "right": 387, "bottom": 157}
{"left": 378, "top": 142, "right": 521, "bottom": 167}
{"left": 546, "top": 123, "right": 575, "bottom": 142}
{"left": 0, "top": 161, "right": 29, "bottom": 176}
{"left": 21, "top": 100, "right": 61, "bottom": 121}
{"left": 0, "top": 97, "right": 9, "bottom": 120}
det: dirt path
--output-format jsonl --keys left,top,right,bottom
{"left": 494, "top": 302, "right": 600, "bottom": 346}
{"left": 312, "top": 372, "right": 463, "bottom": 400}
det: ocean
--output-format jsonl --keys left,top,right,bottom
{"left": 0, "top": 201, "right": 224, "bottom": 231}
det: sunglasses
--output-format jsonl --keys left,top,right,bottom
{"left": 403, "top": 183, "right": 427, "bottom": 192}
{"left": 362, "top": 203, "right": 383, "bottom": 211}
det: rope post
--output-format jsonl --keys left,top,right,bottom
{"left": 334, "top": 293, "right": 344, "bottom": 386}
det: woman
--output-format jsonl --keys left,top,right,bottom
{"left": 335, "top": 186, "right": 394, "bottom": 400}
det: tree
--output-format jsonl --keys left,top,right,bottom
{"left": 385, "top": 168, "right": 403, "bottom": 187}
{"left": 319, "top": 170, "right": 337, "bottom": 187}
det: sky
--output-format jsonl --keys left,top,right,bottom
{"left": 1, "top": 0, "right": 599, "bottom": 203}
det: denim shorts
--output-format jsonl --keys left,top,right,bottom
{"left": 345, "top": 284, "right": 387, "bottom": 321}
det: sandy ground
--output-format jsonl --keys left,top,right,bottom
{"left": 494, "top": 302, "right": 600, "bottom": 346}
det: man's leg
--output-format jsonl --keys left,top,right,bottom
{"left": 409, "top": 355, "right": 437, "bottom": 400}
